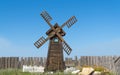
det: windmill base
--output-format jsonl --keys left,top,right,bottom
{"left": 45, "top": 37, "right": 65, "bottom": 71}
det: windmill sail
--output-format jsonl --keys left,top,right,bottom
{"left": 61, "top": 16, "right": 77, "bottom": 28}
{"left": 62, "top": 41, "right": 72, "bottom": 55}
{"left": 41, "top": 11, "right": 52, "bottom": 23}
{"left": 34, "top": 36, "right": 48, "bottom": 48}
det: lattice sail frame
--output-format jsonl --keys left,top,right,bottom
{"left": 34, "top": 11, "right": 77, "bottom": 55}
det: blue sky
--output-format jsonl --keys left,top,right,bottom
{"left": 0, "top": 0, "right": 120, "bottom": 57}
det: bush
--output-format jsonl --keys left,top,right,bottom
{"left": 93, "top": 66, "right": 106, "bottom": 72}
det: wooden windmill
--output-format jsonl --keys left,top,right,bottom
{"left": 34, "top": 11, "right": 77, "bottom": 71}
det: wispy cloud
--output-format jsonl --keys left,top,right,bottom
{"left": 0, "top": 37, "right": 12, "bottom": 49}
{"left": 0, "top": 36, "right": 40, "bottom": 57}
{"left": 80, "top": 38, "right": 120, "bottom": 55}
{"left": 69, "top": 38, "right": 120, "bottom": 57}
{"left": 87, "top": 39, "right": 120, "bottom": 50}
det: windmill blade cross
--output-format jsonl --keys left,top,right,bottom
{"left": 61, "top": 16, "right": 77, "bottom": 28}
{"left": 40, "top": 11, "right": 66, "bottom": 42}
{"left": 62, "top": 41, "right": 72, "bottom": 55}
{"left": 34, "top": 36, "right": 49, "bottom": 48}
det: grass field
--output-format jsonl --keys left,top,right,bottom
{"left": 0, "top": 69, "right": 76, "bottom": 75}
{"left": 0, "top": 68, "right": 115, "bottom": 75}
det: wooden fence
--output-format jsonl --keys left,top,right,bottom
{"left": 0, "top": 56, "right": 120, "bottom": 74}
{"left": 0, "top": 57, "right": 19, "bottom": 69}
{"left": 0, "top": 57, "right": 46, "bottom": 69}
{"left": 79, "top": 56, "right": 120, "bottom": 75}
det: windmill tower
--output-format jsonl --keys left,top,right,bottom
{"left": 34, "top": 11, "right": 77, "bottom": 71}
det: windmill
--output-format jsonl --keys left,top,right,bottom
{"left": 34, "top": 11, "right": 77, "bottom": 71}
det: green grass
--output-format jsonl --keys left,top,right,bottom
{"left": 0, "top": 69, "right": 76, "bottom": 75}
{"left": 0, "top": 69, "right": 115, "bottom": 75}
{"left": 0, "top": 69, "right": 31, "bottom": 75}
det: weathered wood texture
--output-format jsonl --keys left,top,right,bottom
{"left": 0, "top": 57, "right": 19, "bottom": 69}
{"left": 45, "top": 37, "right": 65, "bottom": 71}
{"left": 114, "top": 56, "right": 120, "bottom": 75}
{"left": 79, "top": 56, "right": 120, "bottom": 75}
{"left": 0, "top": 57, "right": 45, "bottom": 69}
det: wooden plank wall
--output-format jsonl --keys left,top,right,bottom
{"left": 114, "top": 56, "right": 120, "bottom": 75}
{"left": 18, "top": 57, "right": 45, "bottom": 68}
{"left": 0, "top": 57, "right": 45, "bottom": 69}
{"left": 0, "top": 57, "right": 19, "bottom": 69}
{"left": 79, "top": 56, "right": 120, "bottom": 75}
